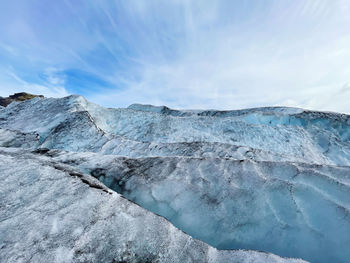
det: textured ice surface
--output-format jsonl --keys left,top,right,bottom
{"left": 1, "top": 95, "right": 349, "bottom": 165}
{"left": 1, "top": 95, "right": 350, "bottom": 262}
{"left": 51, "top": 151, "right": 350, "bottom": 263}
{"left": 0, "top": 148, "right": 306, "bottom": 263}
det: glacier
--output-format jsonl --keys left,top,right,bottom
{"left": 1, "top": 94, "right": 350, "bottom": 262}
{"left": 1, "top": 147, "right": 306, "bottom": 263}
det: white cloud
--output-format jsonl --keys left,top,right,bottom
{"left": 89, "top": 0, "right": 350, "bottom": 114}
{"left": 0, "top": 69, "right": 69, "bottom": 98}
{"left": 1, "top": 0, "right": 350, "bottom": 114}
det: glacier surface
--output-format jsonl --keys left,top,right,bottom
{"left": 1, "top": 95, "right": 350, "bottom": 262}
{"left": 1, "top": 147, "right": 306, "bottom": 263}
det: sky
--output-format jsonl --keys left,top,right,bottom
{"left": 0, "top": 0, "right": 350, "bottom": 113}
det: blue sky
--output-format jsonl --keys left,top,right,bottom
{"left": 0, "top": 0, "right": 350, "bottom": 113}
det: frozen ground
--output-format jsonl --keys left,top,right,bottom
{"left": 1, "top": 95, "right": 350, "bottom": 262}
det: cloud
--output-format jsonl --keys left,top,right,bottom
{"left": 88, "top": 0, "right": 350, "bottom": 113}
{"left": 0, "top": 0, "right": 350, "bottom": 113}
{"left": 0, "top": 69, "right": 68, "bottom": 98}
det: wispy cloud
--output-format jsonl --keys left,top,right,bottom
{"left": 0, "top": 0, "right": 349, "bottom": 113}
{"left": 0, "top": 68, "right": 68, "bottom": 98}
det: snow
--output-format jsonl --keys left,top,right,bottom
{"left": 1, "top": 95, "right": 350, "bottom": 262}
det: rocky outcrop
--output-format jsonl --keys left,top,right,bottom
{"left": 0, "top": 92, "right": 43, "bottom": 107}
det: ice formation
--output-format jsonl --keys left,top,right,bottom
{"left": 1, "top": 94, "right": 349, "bottom": 262}
{"left": 1, "top": 148, "right": 306, "bottom": 263}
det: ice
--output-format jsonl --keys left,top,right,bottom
{"left": 0, "top": 148, "right": 306, "bottom": 263}
{"left": 53, "top": 153, "right": 349, "bottom": 263}
{"left": 1, "top": 95, "right": 349, "bottom": 165}
{"left": 0, "top": 128, "right": 39, "bottom": 148}
{"left": 1, "top": 95, "right": 350, "bottom": 262}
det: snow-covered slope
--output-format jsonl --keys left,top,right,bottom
{"left": 1, "top": 95, "right": 349, "bottom": 262}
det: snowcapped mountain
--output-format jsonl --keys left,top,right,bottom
{"left": 1, "top": 94, "right": 349, "bottom": 263}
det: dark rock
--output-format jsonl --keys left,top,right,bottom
{"left": 0, "top": 92, "right": 44, "bottom": 107}
{"left": 33, "top": 148, "right": 50, "bottom": 154}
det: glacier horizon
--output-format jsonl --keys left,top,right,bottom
{"left": 1, "top": 94, "right": 350, "bottom": 263}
